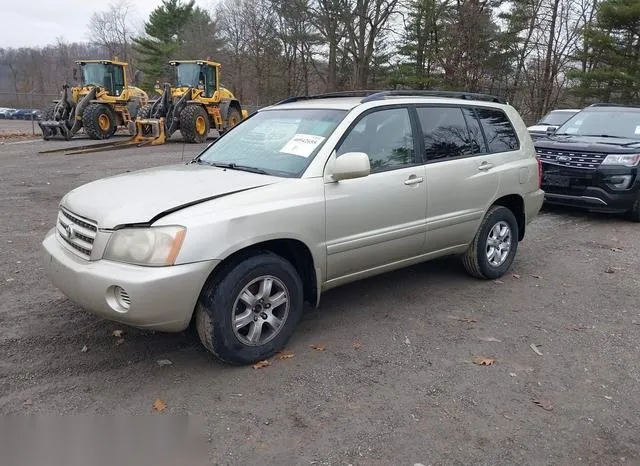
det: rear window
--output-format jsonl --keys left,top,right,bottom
{"left": 475, "top": 107, "right": 520, "bottom": 153}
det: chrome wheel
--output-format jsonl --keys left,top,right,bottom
{"left": 486, "top": 221, "right": 512, "bottom": 267}
{"left": 232, "top": 275, "right": 290, "bottom": 346}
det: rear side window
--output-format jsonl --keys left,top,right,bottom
{"left": 474, "top": 107, "right": 519, "bottom": 153}
{"left": 417, "top": 107, "right": 476, "bottom": 161}
{"left": 462, "top": 108, "right": 488, "bottom": 154}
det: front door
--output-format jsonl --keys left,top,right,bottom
{"left": 324, "top": 107, "right": 428, "bottom": 281}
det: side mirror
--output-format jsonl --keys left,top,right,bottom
{"left": 332, "top": 152, "right": 371, "bottom": 181}
{"left": 546, "top": 126, "right": 557, "bottom": 136}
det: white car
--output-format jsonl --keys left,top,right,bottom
{"left": 527, "top": 109, "right": 580, "bottom": 139}
{"left": 0, "top": 108, "right": 17, "bottom": 119}
{"left": 43, "top": 90, "right": 544, "bottom": 365}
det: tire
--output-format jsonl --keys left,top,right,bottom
{"left": 82, "top": 103, "right": 117, "bottom": 140}
{"left": 226, "top": 107, "right": 242, "bottom": 131}
{"left": 41, "top": 103, "right": 72, "bottom": 140}
{"left": 135, "top": 104, "right": 154, "bottom": 136}
{"left": 626, "top": 196, "right": 640, "bottom": 222}
{"left": 195, "top": 252, "right": 304, "bottom": 365}
{"left": 462, "top": 205, "right": 519, "bottom": 280}
{"left": 179, "top": 105, "right": 210, "bottom": 143}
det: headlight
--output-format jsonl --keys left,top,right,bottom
{"left": 104, "top": 226, "right": 186, "bottom": 266}
{"left": 601, "top": 154, "right": 640, "bottom": 167}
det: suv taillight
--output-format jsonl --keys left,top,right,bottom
{"left": 536, "top": 156, "right": 543, "bottom": 189}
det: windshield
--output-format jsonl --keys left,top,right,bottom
{"left": 197, "top": 108, "right": 347, "bottom": 177}
{"left": 176, "top": 64, "right": 201, "bottom": 87}
{"left": 539, "top": 110, "right": 576, "bottom": 126}
{"left": 555, "top": 110, "right": 640, "bottom": 139}
{"left": 82, "top": 64, "right": 108, "bottom": 87}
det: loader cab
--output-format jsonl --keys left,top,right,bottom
{"left": 171, "top": 61, "right": 219, "bottom": 98}
{"left": 76, "top": 60, "right": 126, "bottom": 97}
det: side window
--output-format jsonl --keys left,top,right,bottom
{"left": 112, "top": 66, "right": 125, "bottom": 95}
{"left": 337, "top": 108, "right": 415, "bottom": 172}
{"left": 475, "top": 107, "right": 520, "bottom": 153}
{"left": 462, "top": 108, "right": 488, "bottom": 154}
{"left": 417, "top": 107, "right": 474, "bottom": 161}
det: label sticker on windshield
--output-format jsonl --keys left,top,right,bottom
{"left": 635, "top": 126, "right": 640, "bottom": 135}
{"left": 280, "top": 134, "right": 325, "bottom": 158}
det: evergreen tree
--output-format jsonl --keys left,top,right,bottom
{"left": 132, "top": 0, "right": 199, "bottom": 88}
{"left": 571, "top": 0, "right": 640, "bottom": 103}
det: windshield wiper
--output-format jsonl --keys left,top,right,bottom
{"left": 210, "top": 162, "right": 270, "bottom": 175}
{"left": 580, "top": 134, "right": 624, "bottom": 139}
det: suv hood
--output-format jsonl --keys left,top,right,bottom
{"left": 61, "top": 164, "right": 278, "bottom": 228}
{"left": 535, "top": 135, "right": 640, "bottom": 153}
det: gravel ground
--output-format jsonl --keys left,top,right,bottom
{"left": 1, "top": 132, "right": 639, "bottom": 465}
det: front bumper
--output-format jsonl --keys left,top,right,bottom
{"left": 43, "top": 229, "right": 218, "bottom": 332}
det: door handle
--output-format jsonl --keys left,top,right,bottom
{"left": 478, "top": 161, "right": 494, "bottom": 171}
{"left": 404, "top": 176, "right": 424, "bottom": 186}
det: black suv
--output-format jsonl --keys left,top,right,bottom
{"left": 535, "top": 104, "right": 640, "bottom": 221}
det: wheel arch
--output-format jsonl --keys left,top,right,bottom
{"left": 200, "top": 238, "right": 319, "bottom": 309}
{"left": 492, "top": 194, "right": 525, "bottom": 241}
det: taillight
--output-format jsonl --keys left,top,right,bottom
{"left": 536, "top": 156, "right": 543, "bottom": 189}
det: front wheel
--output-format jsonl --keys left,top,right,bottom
{"left": 179, "top": 105, "right": 210, "bottom": 143}
{"left": 82, "top": 103, "right": 117, "bottom": 140}
{"left": 626, "top": 196, "right": 640, "bottom": 222}
{"left": 462, "top": 205, "right": 519, "bottom": 280}
{"left": 195, "top": 253, "right": 304, "bottom": 365}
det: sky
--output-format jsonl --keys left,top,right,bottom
{"left": 0, "top": 0, "right": 214, "bottom": 48}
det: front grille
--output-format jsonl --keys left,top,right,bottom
{"left": 56, "top": 208, "right": 97, "bottom": 259}
{"left": 537, "top": 148, "right": 607, "bottom": 170}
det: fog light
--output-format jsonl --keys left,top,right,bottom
{"left": 608, "top": 175, "right": 632, "bottom": 189}
{"left": 114, "top": 286, "right": 131, "bottom": 310}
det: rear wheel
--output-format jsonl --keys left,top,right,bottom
{"left": 226, "top": 107, "right": 242, "bottom": 130}
{"left": 462, "top": 205, "right": 519, "bottom": 280}
{"left": 83, "top": 103, "right": 117, "bottom": 140}
{"left": 180, "top": 105, "right": 209, "bottom": 143}
{"left": 195, "top": 253, "right": 304, "bottom": 365}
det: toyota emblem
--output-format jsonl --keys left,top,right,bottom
{"left": 557, "top": 155, "right": 571, "bottom": 162}
{"left": 64, "top": 224, "right": 76, "bottom": 240}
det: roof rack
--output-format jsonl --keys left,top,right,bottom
{"left": 360, "top": 90, "right": 506, "bottom": 104}
{"left": 274, "top": 89, "right": 506, "bottom": 106}
{"left": 274, "top": 90, "right": 382, "bottom": 105}
{"left": 589, "top": 103, "right": 640, "bottom": 109}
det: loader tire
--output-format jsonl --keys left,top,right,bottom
{"left": 41, "top": 103, "right": 72, "bottom": 141}
{"left": 180, "top": 105, "right": 210, "bottom": 143}
{"left": 83, "top": 103, "right": 117, "bottom": 140}
{"left": 135, "top": 104, "right": 154, "bottom": 136}
{"left": 226, "top": 107, "right": 242, "bottom": 130}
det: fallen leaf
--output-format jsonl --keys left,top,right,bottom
{"left": 81, "top": 345, "right": 88, "bottom": 353}
{"left": 509, "top": 373, "right": 517, "bottom": 377}
{"left": 472, "top": 356, "right": 496, "bottom": 366}
{"left": 152, "top": 399, "right": 166, "bottom": 412}
{"left": 565, "top": 324, "right": 587, "bottom": 331}
{"left": 531, "top": 274, "right": 542, "bottom": 279}
{"left": 277, "top": 351, "right": 294, "bottom": 360}
{"left": 156, "top": 359, "right": 173, "bottom": 366}
{"left": 352, "top": 341, "right": 363, "bottom": 350}
{"left": 604, "top": 266, "right": 621, "bottom": 274}
{"left": 512, "top": 274, "right": 521, "bottom": 279}
{"left": 530, "top": 344, "right": 543, "bottom": 356}
{"left": 479, "top": 336, "right": 502, "bottom": 343}
{"left": 112, "top": 330, "right": 124, "bottom": 338}
{"left": 309, "top": 344, "right": 326, "bottom": 351}
{"left": 252, "top": 360, "right": 271, "bottom": 369}
{"left": 448, "top": 316, "right": 477, "bottom": 323}
{"left": 532, "top": 398, "right": 553, "bottom": 411}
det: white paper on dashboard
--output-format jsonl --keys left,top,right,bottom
{"left": 279, "top": 134, "right": 325, "bottom": 158}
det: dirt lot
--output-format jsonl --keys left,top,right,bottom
{"left": 1, "top": 132, "right": 639, "bottom": 465}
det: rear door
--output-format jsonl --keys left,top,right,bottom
{"left": 324, "top": 106, "right": 428, "bottom": 281}
{"left": 419, "top": 106, "right": 504, "bottom": 252}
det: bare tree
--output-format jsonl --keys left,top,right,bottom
{"left": 88, "top": 0, "right": 135, "bottom": 68}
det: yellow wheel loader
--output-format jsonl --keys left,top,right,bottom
{"left": 135, "top": 60, "right": 248, "bottom": 143}
{"left": 39, "top": 59, "right": 148, "bottom": 141}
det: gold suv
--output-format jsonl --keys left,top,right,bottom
{"left": 43, "top": 91, "right": 544, "bottom": 364}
